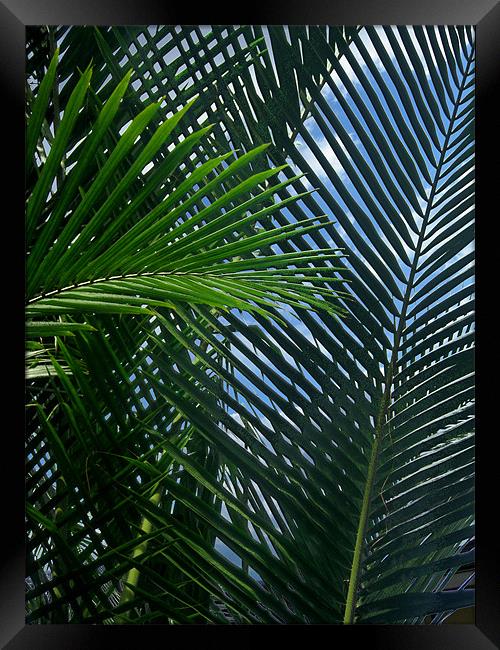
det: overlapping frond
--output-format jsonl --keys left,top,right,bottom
{"left": 25, "top": 25, "right": 474, "bottom": 624}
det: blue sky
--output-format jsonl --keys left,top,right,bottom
{"left": 207, "top": 25, "right": 475, "bottom": 568}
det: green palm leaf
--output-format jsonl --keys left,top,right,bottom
{"left": 25, "top": 25, "right": 474, "bottom": 625}
{"left": 26, "top": 52, "right": 346, "bottom": 366}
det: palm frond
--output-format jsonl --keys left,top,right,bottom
{"left": 25, "top": 25, "right": 474, "bottom": 624}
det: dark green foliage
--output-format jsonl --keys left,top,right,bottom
{"left": 25, "top": 25, "right": 474, "bottom": 624}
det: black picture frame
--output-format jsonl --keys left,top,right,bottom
{"left": 3, "top": 0, "right": 498, "bottom": 647}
